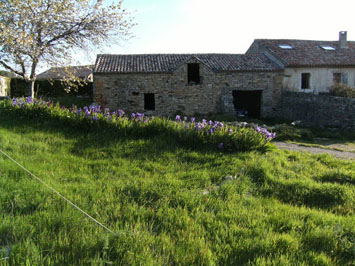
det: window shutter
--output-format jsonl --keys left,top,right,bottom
{"left": 342, "top": 73, "right": 348, "bottom": 85}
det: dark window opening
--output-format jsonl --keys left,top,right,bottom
{"left": 301, "top": 73, "right": 310, "bottom": 89}
{"left": 333, "top": 73, "right": 341, "bottom": 84}
{"left": 187, "top": 63, "right": 200, "bottom": 85}
{"left": 132, "top": 92, "right": 139, "bottom": 96}
{"left": 144, "top": 93, "right": 155, "bottom": 110}
{"left": 232, "top": 90, "right": 262, "bottom": 119}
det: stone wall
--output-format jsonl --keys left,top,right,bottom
{"left": 93, "top": 58, "right": 282, "bottom": 117}
{"left": 279, "top": 91, "right": 355, "bottom": 128}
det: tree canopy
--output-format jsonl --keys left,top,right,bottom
{"left": 0, "top": 0, "right": 134, "bottom": 97}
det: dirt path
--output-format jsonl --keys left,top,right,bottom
{"left": 274, "top": 142, "right": 355, "bottom": 160}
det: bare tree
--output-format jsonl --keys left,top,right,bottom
{"left": 0, "top": 0, "right": 134, "bottom": 97}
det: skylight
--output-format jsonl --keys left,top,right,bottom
{"left": 320, "top": 45, "right": 336, "bottom": 51}
{"left": 279, "top": 44, "right": 293, "bottom": 49}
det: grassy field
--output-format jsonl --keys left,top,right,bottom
{"left": 0, "top": 101, "right": 354, "bottom": 265}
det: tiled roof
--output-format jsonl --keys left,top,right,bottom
{"left": 94, "top": 54, "right": 280, "bottom": 73}
{"left": 252, "top": 39, "right": 355, "bottom": 67}
{"left": 37, "top": 65, "right": 94, "bottom": 80}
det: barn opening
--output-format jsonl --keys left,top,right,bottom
{"left": 232, "top": 90, "right": 262, "bottom": 118}
{"left": 187, "top": 63, "right": 200, "bottom": 85}
{"left": 144, "top": 93, "right": 155, "bottom": 110}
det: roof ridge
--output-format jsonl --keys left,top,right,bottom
{"left": 97, "top": 53, "right": 248, "bottom": 56}
{"left": 255, "top": 38, "right": 355, "bottom": 43}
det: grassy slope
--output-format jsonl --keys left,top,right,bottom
{"left": 0, "top": 106, "right": 354, "bottom": 265}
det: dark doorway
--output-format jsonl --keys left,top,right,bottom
{"left": 144, "top": 93, "right": 155, "bottom": 110}
{"left": 232, "top": 90, "right": 262, "bottom": 118}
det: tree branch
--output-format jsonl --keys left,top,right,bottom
{"left": 0, "top": 60, "right": 24, "bottom": 77}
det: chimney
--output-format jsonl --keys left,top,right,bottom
{"left": 339, "top": 31, "right": 348, "bottom": 49}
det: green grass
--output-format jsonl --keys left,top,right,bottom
{"left": 0, "top": 104, "right": 354, "bottom": 265}
{"left": 45, "top": 95, "right": 93, "bottom": 108}
{"left": 285, "top": 141, "right": 355, "bottom": 153}
{"left": 273, "top": 123, "right": 355, "bottom": 142}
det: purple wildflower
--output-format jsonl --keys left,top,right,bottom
{"left": 218, "top": 143, "right": 224, "bottom": 150}
{"left": 175, "top": 115, "right": 181, "bottom": 122}
{"left": 191, "top": 117, "right": 195, "bottom": 123}
{"left": 118, "top": 109, "right": 124, "bottom": 117}
{"left": 254, "top": 126, "right": 276, "bottom": 140}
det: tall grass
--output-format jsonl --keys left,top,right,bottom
{"left": 0, "top": 100, "right": 354, "bottom": 265}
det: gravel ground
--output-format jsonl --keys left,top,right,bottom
{"left": 274, "top": 142, "right": 355, "bottom": 160}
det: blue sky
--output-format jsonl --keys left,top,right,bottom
{"left": 3, "top": 0, "right": 355, "bottom": 71}
{"left": 102, "top": 0, "right": 354, "bottom": 57}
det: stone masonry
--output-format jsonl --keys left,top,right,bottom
{"left": 279, "top": 91, "right": 355, "bottom": 129}
{"left": 93, "top": 58, "right": 282, "bottom": 117}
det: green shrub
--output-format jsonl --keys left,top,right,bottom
{"left": 274, "top": 124, "right": 314, "bottom": 141}
{"left": 329, "top": 83, "right": 355, "bottom": 98}
{"left": 10, "top": 77, "right": 92, "bottom": 97}
{"left": 7, "top": 97, "right": 276, "bottom": 153}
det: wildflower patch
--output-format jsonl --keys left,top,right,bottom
{"left": 9, "top": 97, "right": 276, "bottom": 152}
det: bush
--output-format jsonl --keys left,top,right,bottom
{"left": 10, "top": 78, "right": 92, "bottom": 98}
{"left": 329, "top": 83, "right": 355, "bottom": 98}
{"left": 274, "top": 124, "right": 314, "bottom": 141}
{"left": 6, "top": 97, "right": 277, "bottom": 153}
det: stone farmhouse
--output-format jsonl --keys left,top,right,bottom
{"left": 0, "top": 75, "right": 10, "bottom": 97}
{"left": 37, "top": 65, "right": 94, "bottom": 82}
{"left": 93, "top": 31, "right": 355, "bottom": 121}
{"left": 247, "top": 31, "right": 355, "bottom": 94}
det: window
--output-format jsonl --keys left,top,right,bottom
{"left": 187, "top": 63, "right": 200, "bottom": 85}
{"left": 342, "top": 73, "right": 348, "bottom": 85}
{"left": 333, "top": 73, "right": 348, "bottom": 85}
{"left": 301, "top": 73, "right": 311, "bottom": 89}
{"left": 278, "top": 44, "right": 293, "bottom": 49}
{"left": 333, "top": 73, "right": 341, "bottom": 84}
{"left": 144, "top": 93, "right": 155, "bottom": 110}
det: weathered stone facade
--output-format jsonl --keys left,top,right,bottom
{"left": 93, "top": 58, "right": 282, "bottom": 117}
{"left": 279, "top": 91, "right": 355, "bottom": 129}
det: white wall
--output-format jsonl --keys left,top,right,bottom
{"left": 0, "top": 77, "right": 6, "bottom": 96}
{"left": 282, "top": 67, "right": 355, "bottom": 93}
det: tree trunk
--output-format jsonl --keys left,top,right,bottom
{"left": 27, "top": 80, "right": 35, "bottom": 98}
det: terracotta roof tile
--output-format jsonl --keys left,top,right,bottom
{"left": 94, "top": 54, "right": 280, "bottom": 73}
{"left": 253, "top": 39, "right": 355, "bottom": 67}
{"left": 37, "top": 65, "right": 94, "bottom": 80}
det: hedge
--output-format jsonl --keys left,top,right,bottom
{"left": 10, "top": 78, "right": 93, "bottom": 98}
